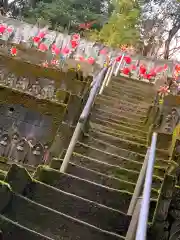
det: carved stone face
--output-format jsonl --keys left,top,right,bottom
{"left": 12, "top": 134, "right": 19, "bottom": 141}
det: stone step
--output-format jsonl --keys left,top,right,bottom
{"left": 101, "top": 89, "right": 151, "bottom": 104}
{"left": 89, "top": 128, "right": 147, "bottom": 146}
{"left": 0, "top": 161, "right": 35, "bottom": 174}
{"left": 80, "top": 134, "right": 169, "bottom": 160}
{"left": 96, "top": 95, "right": 150, "bottom": 112}
{"left": 0, "top": 169, "right": 6, "bottom": 180}
{"left": 93, "top": 104, "right": 146, "bottom": 121}
{"left": 98, "top": 93, "right": 151, "bottom": 107}
{"left": 88, "top": 131, "right": 170, "bottom": 168}
{"left": 34, "top": 166, "right": 157, "bottom": 222}
{"left": 103, "top": 88, "right": 152, "bottom": 102}
{"left": 105, "top": 85, "right": 153, "bottom": 99}
{"left": 2, "top": 193, "right": 123, "bottom": 240}
{"left": 90, "top": 119, "right": 147, "bottom": 139}
{"left": 81, "top": 134, "right": 148, "bottom": 155}
{"left": 108, "top": 81, "right": 154, "bottom": 97}
{"left": 93, "top": 98, "right": 147, "bottom": 117}
{"left": 0, "top": 214, "right": 52, "bottom": 240}
{"left": 34, "top": 166, "right": 133, "bottom": 211}
{"left": 74, "top": 144, "right": 164, "bottom": 189}
{"left": 23, "top": 180, "right": 131, "bottom": 236}
{"left": 111, "top": 76, "right": 155, "bottom": 91}
{"left": 50, "top": 158, "right": 159, "bottom": 199}
{"left": 91, "top": 108, "right": 145, "bottom": 126}
{"left": 73, "top": 151, "right": 166, "bottom": 178}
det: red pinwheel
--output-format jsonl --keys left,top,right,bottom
{"left": 71, "top": 39, "right": 78, "bottom": 49}
{"left": 163, "top": 64, "right": 168, "bottom": 70}
{"left": 145, "top": 74, "right": 152, "bottom": 80}
{"left": 0, "top": 25, "right": 6, "bottom": 34}
{"left": 61, "top": 47, "right": 70, "bottom": 55}
{"left": 139, "top": 65, "right": 146, "bottom": 75}
{"left": 41, "top": 61, "right": 48, "bottom": 68}
{"left": 72, "top": 33, "right": 80, "bottom": 41}
{"left": 33, "top": 31, "right": 46, "bottom": 45}
{"left": 100, "top": 49, "right": 107, "bottom": 55}
{"left": 10, "top": 47, "right": 17, "bottom": 56}
{"left": 51, "top": 59, "right": 59, "bottom": 66}
{"left": 131, "top": 64, "right": 136, "bottom": 70}
{"left": 38, "top": 43, "right": 48, "bottom": 52}
{"left": 124, "top": 56, "right": 132, "bottom": 64}
{"left": 158, "top": 85, "right": 170, "bottom": 94}
{"left": 122, "top": 67, "right": 130, "bottom": 75}
{"left": 116, "top": 56, "right": 122, "bottom": 62}
{"left": 37, "top": 31, "right": 46, "bottom": 39}
{"left": 175, "top": 64, "right": 180, "bottom": 72}
{"left": 79, "top": 56, "right": 85, "bottom": 61}
{"left": 33, "top": 36, "right": 41, "bottom": 44}
{"left": 87, "top": 57, "right": 95, "bottom": 65}
{"left": 7, "top": 27, "right": 13, "bottom": 33}
{"left": 51, "top": 44, "right": 60, "bottom": 55}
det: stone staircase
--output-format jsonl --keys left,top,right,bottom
{"left": 0, "top": 75, "right": 170, "bottom": 239}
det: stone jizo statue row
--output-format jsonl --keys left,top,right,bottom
{"left": 0, "top": 130, "right": 50, "bottom": 166}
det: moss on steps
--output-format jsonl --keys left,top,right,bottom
{"left": 0, "top": 170, "right": 6, "bottom": 180}
{"left": 75, "top": 141, "right": 169, "bottom": 168}
{"left": 103, "top": 88, "right": 152, "bottom": 102}
{"left": 90, "top": 120, "right": 147, "bottom": 139}
{"left": 91, "top": 112, "right": 148, "bottom": 131}
{"left": 94, "top": 103, "right": 146, "bottom": 121}
{"left": 97, "top": 94, "right": 150, "bottom": 108}
{"left": 0, "top": 214, "right": 52, "bottom": 240}
{"left": 91, "top": 108, "right": 145, "bottom": 125}
{"left": 89, "top": 128, "right": 147, "bottom": 145}
{"left": 105, "top": 85, "right": 153, "bottom": 100}
{"left": 95, "top": 97, "right": 148, "bottom": 115}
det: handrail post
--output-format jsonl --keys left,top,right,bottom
{"left": 135, "top": 132, "right": 157, "bottom": 240}
{"left": 114, "top": 53, "right": 125, "bottom": 76}
{"left": 60, "top": 67, "right": 108, "bottom": 173}
{"left": 60, "top": 122, "right": 83, "bottom": 173}
{"left": 125, "top": 197, "right": 142, "bottom": 240}
{"left": 127, "top": 148, "right": 150, "bottom": 216}
{"left": 99, "top": 67, "right": 111, "bottom": 95}
{"left": 106, "top": 60, "right": 116, "bottom": 86}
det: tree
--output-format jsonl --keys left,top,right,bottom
{"left": 89, "top": 0, "right": 141, "bottom": 48}
{"left": 140, "top": 0, "right": 180, "bottom": 59}
{"left": 21, "top": 0, "right": 111, "bottom": 32}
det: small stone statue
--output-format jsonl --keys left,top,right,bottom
{"left": 28, "top": 80, "right": 41, "bottom": 96}
{"left": 41, "top": 80, "right": 55, "bottom": 100}
{"left": 0, "top": 134, "right": 10, "bottom": 157}
{"left": 43, "top": 144, "right": 50, "bottom": 165}
{"left": 30, "top": 143, "right": 44, "bottom": 166}
{"left": 16, "top": 77, "right": 29, "bottom": 92}
{"left": 0, "top": 68, "right": 7, "bottom": 85}
{"left": 8, "top": 132, "right": 20, "bottom": 161}
{"left": 13, "top": 138, "right": 28, "bottom": 163}
{"left": 5, "top": 73, "right": 16, "bottom": 88}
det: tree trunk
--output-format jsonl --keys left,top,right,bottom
{"left": 164, "top": 37, "right": 171, "bottom": 60}
{"left": 164, "top": 24, "right": 180, "bottom": 60}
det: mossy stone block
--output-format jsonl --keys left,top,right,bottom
{"left": 0, "top": 181, "right": 12, "bottom": 212}
{"left": 5, "top": 164, "right": 32, "bottom": 194}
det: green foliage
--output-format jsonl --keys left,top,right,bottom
{"left": 89, "top": 0, "right": 141, "bottom": 47}
{"left": 23, "top": 0, "right": 109, "bottom": 31}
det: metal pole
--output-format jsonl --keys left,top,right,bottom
{"left": 106, "top": 60, "right": 116, "bottom": 86}
{"left": 60, "top": 122, "right": 83, "bottom": 173}
{"left": 127, "top": 149, "right": 150, "bottom": 216}
{"left": 114, "top": 53, "right": 125, "bottom": 76}
{"left": 125, "top": 197, "right": 142, "bottom": 240}
{"left": 135, "top": 132, "right": 157, "bottom": 240}
{"left": 99, "top": 67, "right": 111, "bottom": 95}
